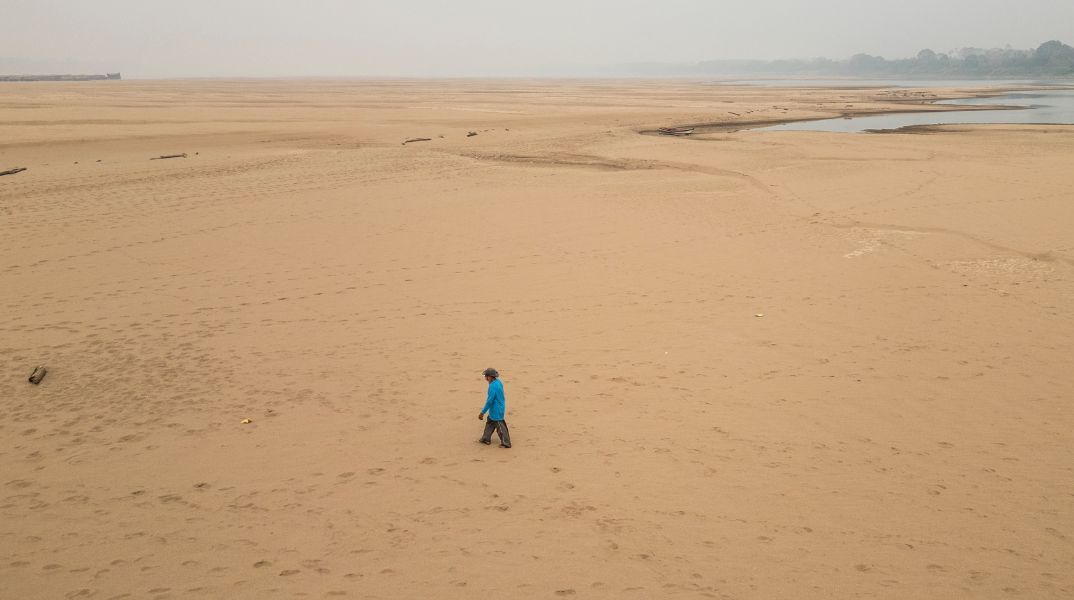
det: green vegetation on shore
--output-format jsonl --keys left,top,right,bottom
{"left": 697, "top": 40, "right": 1074, "bottom": 78}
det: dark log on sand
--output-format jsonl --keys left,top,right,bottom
{"left": 657, "top": 127, "right": 695, "bottom": 136}
{"left": 28, "top": 366, "right": 47, "bottom": 385}
{"left": 402, "top": 138, "right": 432, "bottom": 145}
{"left": 150, "top": 154, "right": 187, "bottom": 160}
{"left": 0, "top": 167, "right": 27, "bottom": 177}
{"left": 467, "top": 131, "right": 478, "bottom": 137}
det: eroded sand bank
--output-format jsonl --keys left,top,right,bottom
{"left": 2, "top": 80, "right": 1072, "bottom": 599}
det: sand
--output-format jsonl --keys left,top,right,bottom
{"left": 1, "top": 79, "right": 1072, "bottom": 599}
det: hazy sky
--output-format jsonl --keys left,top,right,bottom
{"left": 2, "top": 0, "right": 1072, "bottom": 77}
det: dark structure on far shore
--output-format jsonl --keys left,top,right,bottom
{"left": 0, "top": 72, "right": 121, "bottom": 82}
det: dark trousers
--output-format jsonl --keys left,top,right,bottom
{"left": 481, "top": 419, "right": 512, "bottom": 447}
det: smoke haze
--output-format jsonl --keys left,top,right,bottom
{"left": 2, "top": 0, "right": 1072, "bottom": 77}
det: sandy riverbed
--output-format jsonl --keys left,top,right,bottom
{"left": 2, "top": 79, "right": 1072, "bottom": 599}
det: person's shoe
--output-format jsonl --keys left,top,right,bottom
{"left": 499, "top": 444, "right": 511, "bottom": 448}
{"left": 479, "top": 439, "right": 491, "bottom": 445}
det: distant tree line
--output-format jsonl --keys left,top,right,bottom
{"left": 696, "top": 40, "right": 1074, "bottom": 78}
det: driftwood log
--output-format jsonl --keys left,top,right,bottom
{"left": 467, "top": 131, "right": 478, "bottom": 137}
{"left": 402, "top": 138, "right": 431, "bottom": 145}
{"left": 28, "top": 366, "right": 47, "bottom": 385}
{"left": 0, "top": 167, "right": 27, "bottom": 177}
{"left": 150, "top": 153, "right": 187, "bottom": 160}
{"left": 657, "top": 127, "right": 695, "bottom": 136}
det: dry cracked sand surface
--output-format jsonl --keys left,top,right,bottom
{"left": 1, "top": 79, "right": 1073, "bottom": 599}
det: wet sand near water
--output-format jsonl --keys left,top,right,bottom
{"left": 2, "top": 79, "right": 1073, "bottom": 599}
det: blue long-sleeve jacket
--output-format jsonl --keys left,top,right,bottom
{"left": 482, "top": 379, "right": 506, "bottom": 421}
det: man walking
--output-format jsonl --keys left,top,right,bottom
{"left": 478, "top": 368, "right": 511, "bottom": 448}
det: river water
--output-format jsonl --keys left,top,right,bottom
{"left": 719, "top": 78, "right": 1070, "bottom": 88}
{"left": 753, "top": 88, "right": 1074, "bottom": 133}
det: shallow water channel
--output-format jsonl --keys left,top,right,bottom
{"left": 756, "top": 89, "right": 1074, "bottom": 133}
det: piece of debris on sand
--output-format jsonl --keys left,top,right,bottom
{"left": 28, "top": 366, "right": 47, "bottom": 385}
{"left": 657, "top": 127, "right": 694, "bottom": 136}
{"left": 402, "top": 138, "right": 432, "bottom": 145}
{"left": 467, "top": 131, "right": 478, "bottom": 137}
{"left": 0, "top": 167, "right": 28, "bottom": 177}
{"left": 150, "top": 153, "right": 187, "bottom": 160}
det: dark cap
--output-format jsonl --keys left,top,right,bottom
{"left": 483, "top": 368, "right": 499, "bottom": 378}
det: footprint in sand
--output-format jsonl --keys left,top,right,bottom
{"left": 927, "top": 484, "right": 947, "bottom": 496}
{"left": 1044, "top": 527, "right": 1067, "bottom": 540}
